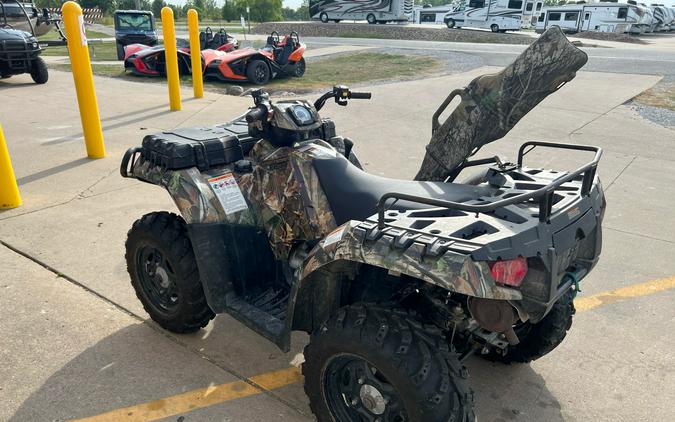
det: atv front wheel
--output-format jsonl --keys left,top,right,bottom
{"left": 320, "top": 12, "right": 329, "bottom": 23}
{"left": 292, "top": 58, "right": 306, "bottom": 77}
{"left": 487, "top": 289, "right": 576, "bottom": 363}
{"left": 116, "top": 42, "right": 125, "bottom": 60}
{"left": 367, "top": 14, "right": 377, "bottom": 24}
{"left": 247, "top": 59, "right": 270, "bottom": 85}
{"left": 446, "top": 19, "right": 456, "bottom": 29}
{"left": 303, "top": 305, "right": 475, "bottom": 422}
{"left": 126, "top": 212, "right": 214, "bottom": 333}
{"left": 491, "top": 24, "right": 500, "bottom": 33}
{"left": 30, "top": 57, "right": 48, "bottom": 84}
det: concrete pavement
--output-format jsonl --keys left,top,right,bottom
{"left": 1, "top": 60, "right": 674, "bottom": 421}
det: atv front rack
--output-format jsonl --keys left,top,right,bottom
{"left": 377, "top": 141, "right": 602, "bottom": 228}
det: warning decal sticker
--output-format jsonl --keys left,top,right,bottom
{"left": 207, "top": 173, "right": 248, "bottom": 215}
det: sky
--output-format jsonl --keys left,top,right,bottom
{"left": 284, "top": 0, "right": 303, "bottom": 9}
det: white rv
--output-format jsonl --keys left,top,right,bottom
{"left": 310, "top": 0, "right": 414, "bottom": 24}
{"left": 443, "top": 0, "right": 524, "bottom": 32}
{"left": 632, "top": 1, "right": 654, "bottom": 32}
{"left": 413, "top": 4, "right": 453, "bottom": 24}
{"left": 536, "top": 2, "right": 642, "bottom": 34}
{"left": 650, "top": 4, "right": 673, "bottom": 31}
{"left": 521, "top": 0, "right": 544, "bottom": 28}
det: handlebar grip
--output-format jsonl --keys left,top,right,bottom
{"left": 350, "top": 92, "right": 371, "bottom": 99}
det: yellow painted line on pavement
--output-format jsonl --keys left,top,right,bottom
{"left": 575, "top": 276, "right": 675, "bottom": 313}
{"left": 72, "top": 276, "right": 675, "bottom": 422}
{"left": 70, "top": 367, "right": 302, "bottom": 422}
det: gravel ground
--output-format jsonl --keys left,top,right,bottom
{"left": 253, "top": 22, "right": 534, "bottom": 45}
{"left": 630, "top": 75, "right": 675, "bottom": 128}
{"left": 571, "top": 31, "right": 647, "bottom": 44}
{"left": 630, "top": 103, "right": 675, "bottom": 127}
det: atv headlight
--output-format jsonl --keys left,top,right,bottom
{"left": 289, "top": 105, "right": 314, "bottom": 126}
{"left": 32, "top": 42, "right": 39, "bottom": 48}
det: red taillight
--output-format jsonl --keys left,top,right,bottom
{"left": 489, "top": 257, "right": 528, "bottom": 287}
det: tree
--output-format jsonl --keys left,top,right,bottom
{"left": 235, "top": 0, "right": 283, "bottom": 23}
{"left": 80, "top": 0, "right": 116, "bottom": 15}
{"left": 222, "top": 0, "right": 238, "bottom": 21}
{"left": 296, "top": 0, "right": 309, "bottom": 21}
{"left": 152, "top": 0, "right": 166, "bottom": 17}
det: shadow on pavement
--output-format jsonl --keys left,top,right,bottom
{"left": 8, "top": 323, "right": 231, "bottom": 422}
{"left": 8, "top": 317, "right": 564, "bottom": 422}
{"left": 41, "top": 109, "right": 177, "bottom": 146}
{"left": 16, "top": 157, "right": 94, "bottom": 185}
{"left": 466, "top": 356, "right": 565, "bottom": 421}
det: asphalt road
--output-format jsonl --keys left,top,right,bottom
{"left": 299, "top": 33, "right": 675, "bottom": 77}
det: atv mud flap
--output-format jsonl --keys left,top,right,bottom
{"left": 522, "top": 209, "right": 603, "bottom": 321}
{"left": 187, "top": 222, "right": 291, "bottom": 350}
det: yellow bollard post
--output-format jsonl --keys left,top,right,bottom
{"left": 61, "top": 1, "right": 105, "bottom": 159}
{"left": 162, "top": 7, "right": 182, "bottom": 111}
{"left": 0, "top": 125, "right": 22, "bottom": 209}
{"left": 187, "top": 9, "right": 203, "bottom": 99}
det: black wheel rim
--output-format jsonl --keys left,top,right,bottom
{"left": 295, "top": 60, "right": 305, "bottom": 76}
{"left": 136, "top": 245, "right": 180, "bottom": 315}
{"left": 255, "top": 64, "right": 268, "bottom": 83}
{"left": 323, "top": 354, "right": 408, "bottom": 422}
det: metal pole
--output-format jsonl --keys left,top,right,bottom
{"left": 161, "top": 7, "right": 182, "bottom": 111}
{"left": 0, "top": 125, "right": 22, "bottom": 209}
{"left": 187, "top": 9, "right": 203, "bottom": 99}
{"left": 61, "top": 1, "right": 105, "bottom": 158}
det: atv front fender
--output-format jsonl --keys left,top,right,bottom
{"left": 300, "top": 221, "right": 521, "bottom": 301}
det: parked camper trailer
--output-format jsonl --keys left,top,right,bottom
{"left": 413, "top": 4, "right": 453, "bottom": 24}
{"left": 521, "top": 0, "right": 544, "bottom": 28}
{"left": 310, "top": 0, "right": 414, "bottom": 24}
{"left": 536, "top": 2, "right": 642, "bottom": 34}
{"left": 632, "top": 1, "right": 654, "bottom": 32}
{"left": 443, "top": 0, "right": 524, "bottom": 32}
{"left": 650, "top": 4, "right": 673, "bottom": 31}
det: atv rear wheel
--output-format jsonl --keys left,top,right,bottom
{"left": 491, "top": 24, "right": 500, "bottom": 33}
{"left": 303, "top": 305, "right": 476, "bottom": 422}
{"left": 246, "top": 59, "right": 270, "bottom": 85}
{"left": 486, "top": 289, "right": 576, "bottom": 363}
{"left": 292, "top": 57, "right": 306, "bottom": 77}
{"left": 126, "top": 212, "right": 214, "bottom": 333}
{"left": 367, "top": 14, "right": 377, "bottom": 24}
{"left": 30, "top": 57, "right": 48, "bottom": 84}
{"left": 320, "top": 12, "right": 329, "bottom": 23}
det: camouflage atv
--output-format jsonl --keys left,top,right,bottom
{"left": 121, "top": 28, "right": 604, "bottom": 422}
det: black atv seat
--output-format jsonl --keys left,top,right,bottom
{"left": 313, "top": 155, "right": 495, "bottom": 225}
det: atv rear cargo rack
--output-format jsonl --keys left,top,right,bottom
{"left": 376, "top": 141, "right": 602, "bottom": 228}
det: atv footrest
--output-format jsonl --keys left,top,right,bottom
{"left": 225, "top": 291, "right": 288, "bottom": 348}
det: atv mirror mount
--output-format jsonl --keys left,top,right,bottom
{"left": 250, "top": 88, "right": 269, "bottom": 106}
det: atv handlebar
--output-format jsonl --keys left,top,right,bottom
{"left": 314, "top": 85, "right": 372, "bottom": 111}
